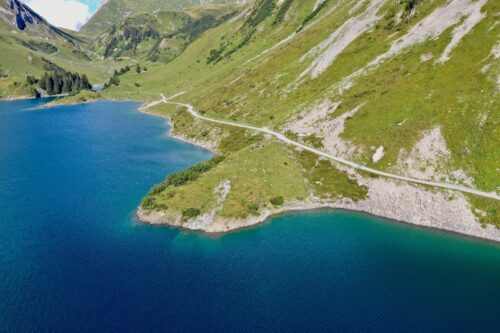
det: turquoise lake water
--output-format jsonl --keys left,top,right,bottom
{"left": 1, "top": 98, "right": 500, "bottom": 332}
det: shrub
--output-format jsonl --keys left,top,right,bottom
{"left": 183, "top": 208, "right": 200, "bottom": 219}
{"left": 155, "top": 203, "right": 168, "bottom": 211}
{"left": 166, "top": 155, "right": 225, "bottom": 187}
{"left": 141, "top": 196, "right": 156, "bottom": 210}
{"left": 270, "top": 196, "right": 284, "bottom": 206}
{"left": 385, "top": 20, "right": 395, "bottom": 30}
{"left": 273, "top": 0, "right": 294, "bottom": 25}
{"left": 247, "top": 203, "right": 259, "bottom": 214}
{"left": 297, "top": 0, "right": 327, "bottom": 32}
{"left": 404, "top": 0, "right": 421, "bottom": 12}
{"left": 244, "top": 0, "right": 275, "bottom": 28}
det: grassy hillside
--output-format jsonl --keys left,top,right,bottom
{"left": 89, "top": 4, "right": 242, "bottom": 62}
{"left": 81, "top": 0, "right": 244, "bottom": 36}
{"left": 96, "top": 0, "right": 499, "bottom": 228}
{"left": 0, "top": 1, "right": 131, "bottom": 98}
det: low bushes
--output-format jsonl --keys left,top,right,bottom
{"left": 270, "top": 196, "right": 284, "bottom": 206}
{"left": 141, "top": 155, "right": 225, "bottom": 211}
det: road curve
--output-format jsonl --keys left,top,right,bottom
{"left": 154, "top": 94, "right": 499, "bottom": 201}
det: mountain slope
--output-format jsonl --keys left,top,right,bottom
{"left": 100, "top": 0, "right": 500, "bottom": 238}
{"left": 0, "top": 0, "right": 124, "bottom": 98}
{"left": 0, "top": 0, "right": 82, "bottom": 42}
{"left": 81, "top": 0, "right": 245, "bottom": 37}
{"left": 89, "top": 3, "right": 242, "bottom": 62}
{"left": 16, "top": 0, "right": 500, "bottom": 239}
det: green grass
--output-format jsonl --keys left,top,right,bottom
{"left": 142, "top": 140, "right": 310, "bottom": 220}
{"left": 120, "top": 0, "right": 498, "bottom": 226}
{"left": 81, "top": 0, "right": 242, "bottom": 36}
{"left": 469, "top": 196, "right": 500, "bottom": 228}
{"left": 41, "top": 90, "right": 103, "bottom": 107}
{"left": 5, "top": 0, "right": 498, "bottom": 227}
{"left": 88, "top": 4, "right": 241, "bottom": 63}
{"left": 297, "top": 151, "right": 368, "bottom": 201}
{"left": 0, "top": 30, "right": 127, "bottom": 98}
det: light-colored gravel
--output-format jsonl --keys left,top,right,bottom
{"left": 298, "top": 0, "right": 386, "bottom": 80}
{"left": 395, "top": 127, "right": 475, "bottom": 187}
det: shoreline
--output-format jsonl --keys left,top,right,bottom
{"left": 15, "top": 96, "right": 498, "bottom": 244}
{"left": 136, "top": 195, "right": 500, "bottom": 244}
{"left": 34, "top": 97, "right": 129, "bottom": 109}
{"left": 0, "top": 93, "right": 68, "bottom": 101}
{"left": 136, "top": 99, "right": 500, "bottom": 244}
{"left": 138, "top": 99, "right": 219, "bottom": 153}
{"left": 136, "top": 205, "right": 500, "bottom": 247}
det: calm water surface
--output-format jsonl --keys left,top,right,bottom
{"left": 1, "top": 98, "right": 499, "bottom": 332}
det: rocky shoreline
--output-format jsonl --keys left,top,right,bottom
{"left": 138, "top": 100, "right": 219, "bottom": 153}
{"left": 42, "top": 97, "right": 498, "bottom": 243}
{"left": 136, "top": 100, "right": 500, "bottom": 243}
{"left": 137, "top": 179, "right": 500, "bottom": 243}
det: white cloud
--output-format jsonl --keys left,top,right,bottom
{"left": 24, "top": 0, "right": 92, "bottom": 31}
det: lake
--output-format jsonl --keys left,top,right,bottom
{"left": 1, "top": 99, "right": 499, "bottom": 332}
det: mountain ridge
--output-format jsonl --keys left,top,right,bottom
{"left": 88, "top": 3, "right": 242, "bottom": 62}
{"left": 81, "top": 0, "right": 246, "bottom": 36}
{"left": 1, "top": 0, "right": 82, "bottom": 42}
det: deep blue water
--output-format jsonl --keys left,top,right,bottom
{"left": 1, "top": 98, "right": 500, "bottom": 333}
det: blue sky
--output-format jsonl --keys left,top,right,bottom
{"left": 24, "top": 0, "right": 103, "bottom": 31}
{"left": 80, "top": 0, "right": 101, "bottom": 12}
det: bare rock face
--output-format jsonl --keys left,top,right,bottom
{"left": 5, "top": 0, "right": 44, "bottom": 31}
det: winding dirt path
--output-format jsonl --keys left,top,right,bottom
{"left": 147, "top": 93, "right": 499, "bottom": 201}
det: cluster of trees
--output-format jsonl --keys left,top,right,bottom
{"left": 104, "top": 25, "right": 160, "bottom": 57}
{"left": 103, "top": 65, "right": 147, "bottom": 90}
{"left": 135, "top": 64, "right": 147, "bottom": 73}
{"left": 21, "top": 40, "right": 58, "bottom": 54}
{"left": 273, "top": 0, "right": 293, "bottom": 25}
{"left": 37, "top": 71, "right": 92, "bottom": 95}
{"left": 166, "top": 155, "right": 225, "bottom": 187}
{"left": 26, "top": 75, "right": 38, "bottom": 85}
{"left": 26, "top": 71, "right": 91, "bottom": 96}
{"left": 244, "top": 0, "right": 275, "bottom": 29}
{"left": 207, "top": 3, "right": 272, "bottom": 65}
{"left": 116, "top": 66, "right": 131, "bottom": 75}
{"left": 207, "top": 33, "right": 251, "bottom": 64}
{"left": 103, "top": 65, "right": 131, "bottom": 89}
